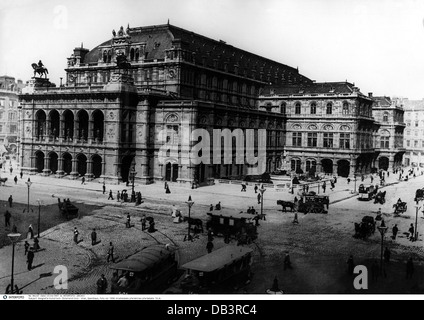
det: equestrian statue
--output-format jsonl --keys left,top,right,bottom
{"left": 31, "top": 60, "right": 49, "bottom": 78}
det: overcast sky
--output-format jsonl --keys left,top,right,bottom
{"left": 1, "top": 0, "right": 424, "bottom": 99}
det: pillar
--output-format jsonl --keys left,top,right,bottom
{"left": 42, "top": 155, "right": 51, "bottom": 176}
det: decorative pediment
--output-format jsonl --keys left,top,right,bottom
{"left": 323, "top": 125, "right": 334, "bottom": 131}
{"left": 165, "top": 113, "right": 179, "bottom": 123}
{"left": 292, "top": 124, "right": 302, "bottom": 130}
{"left": 308, "top": 124, "right": 318, "bottom": 130}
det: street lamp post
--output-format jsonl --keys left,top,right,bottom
{"left": 37, "top": 199, "right": 43, "bottom": 238}
{"left": 354, "top": 173, "right": 357, "bottom": 194}
{"left": 7, "top": 232, "right": 21, "bottom": 294}
{"left": 25, "top": 178, "right": 32, "bottom": 213}
{"left": 130, "top": 165, "right": 137, "bottom": 203}
{"left": 184, "top": 195, "right": 194, "bottom": 242}
{"left": 377, "top": 220, "right": 388, "bottom": 275}
{"left": 414, "top": 203, "right": 421, "bottom": 242}
{"left": 259, "top": 186, "right": 266, "bottom": 218}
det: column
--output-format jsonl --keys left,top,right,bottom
{"left": 56, "top": 157, "right": 64, "bottom": 177}
{"left": 70, "top": 158, "right": 78, "bottom": 179}
{"left": 86, "top": 160, "right": 94, "bottom": 180}
{"left": 42, "top": 155, "right": 51, "bottom": 176}
{"left": 60, "top": 118, "right": 65, "bottom": 143}
{"left": 88, "top": 120, "right": 94, "bottom": 144}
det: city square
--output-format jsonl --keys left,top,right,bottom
{"left": 2, "top": 1, "right": 424, "bottom": 298}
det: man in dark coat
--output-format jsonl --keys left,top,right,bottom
{"left": 107, "top": 242, "right": 115, "bottom": 263}
{"left": 91, "top": 228, "right": 97, "bottom": 245}
{"left": 392, "top": 224, "right": 399, "bottom": 240}
{"left": 102, "top": 182, "right": 106, "bottom": 194}
{"left": 97, "top": 274, "right": 108, "bottom": 294}
{"left": 8, "top": 195, "right": 13, "bottom": 208}
{"left": 206, "top": 240, "right": 214, "bottom": 254}
{"left": 27, "top": 248, "right": 35, "bottom": 270}
{"left": 14, "top": 176, "right": 17, "bottom": 184}
{"left": 4, "top": 210, "right": 11, "bottom": 227}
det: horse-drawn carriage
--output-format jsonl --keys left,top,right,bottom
{"left": 58, "top": 198, "right": 79, "bottom": 220}
{"left": 354, "top": 216, "right": 376, "bottom": 239}
{"left": 277, "top": 200, "right": 295, "bottom": 212}
{"left": 206, "top": 210, "right": 258, "bottom": 245}
{"left": 297, "top": 193, "right": 329, "bottom": 214}
{"left": 374, "top": 191, "right": 386, "bottom": 204}
{"left": 393, "top": 201, "right": 407, "bottom": 215}
{"left": 358, "top": 184, "right": 378, "bottom": 201}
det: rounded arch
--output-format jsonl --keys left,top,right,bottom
{"left": 130, "top": 48, "right": 135, "bottom": 61}
{"left": 35, "top": 110, "right": 47, "bottom": 139}
{"left": 321, "top": 159, "right": 333, "bottom": 174}
{"left": 49, "top": 109, "right": 60, "bottom": 139}
{"left": 92, "top": 109, "right": 104, "bottom": 143}
{"left": 121, "top": 155, "right": 134, "bottom": 182}
{"left": 378, "top": 157, "right": 389, "bottom": 171}
{"left": 77, "top": 109, "right": 89, "bottom": 141}
{"left": 91, "top": 154, "right": 102, "bottom": 178}
{"left": 62, "top": 152, "right": 72, "bottom": 175}
{"left": 49, "top": 152, "right": 58, "bottom": 174}
{"left": 76, "top": 153, "right": 87, "bottom": 176}
{"left": 337, "top": 159, "right": 350, "bottom": 178}
{"left": 35, "top": 150, "right": 45, "bottom": 173}
{"left": 63, "top": 110, "right": 74, "bottom": 140}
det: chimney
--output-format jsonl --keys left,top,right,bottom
{"left": 368, "top": 92, "right": 373, "bottom": 98}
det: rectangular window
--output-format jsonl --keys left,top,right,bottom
{"left": 307, "top": 133, "right": 317, "bottom": 147}
{"left": 323, "top": 133, "right": 333, "bottom": 148}
{"left": 295, "top": 104, "right": 301, "bottom": 114}
{"left": 380, "top": 137, "right": 390, "bottom": 149}
{"left": 407, "top": 140, "right": 410, "bottom": 147}
{"left": 292, "top": 132, "right": 302, "bottom": 147}
{"left": 339, "top": 133, "right": 350, "bottom": 149}
{"left": 414, "top": 140, "right": 418, "bottom": 148}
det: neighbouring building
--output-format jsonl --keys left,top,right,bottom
{"left": 258, "top": 82, "right": 382, "bottom": 177}
{"left": 0, "top": 76, "right": 25, "bottom": 159}
{"left": 371, "top": 96, "right": 406, "bottom": 170}
{"left": 402, "top": 98, "right": 424, "bottom": 168}
{"left": 19, "top": 23, "right": 311, "bottom": 185}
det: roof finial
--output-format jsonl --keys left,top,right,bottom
{"left": 167, "top": 18, "right": 170, "bottom": 25}
{"left": 81, "top": 42, "right": 83, "bottom": 48}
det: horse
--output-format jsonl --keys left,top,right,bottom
{"left": 0, "top": 177, "right": 7, "bottom": 186}
{"left": 277, "top": 200, "right": 295, "bottom": 212}
{"left": 31, "top": 63, "right": 49, "bottom": 78}
{"left": 183, "top": 217, "right": 204, "bottom": 234}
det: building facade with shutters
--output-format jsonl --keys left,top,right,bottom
{"left": 19, "top": 23, "right": 311, "bottom": 185}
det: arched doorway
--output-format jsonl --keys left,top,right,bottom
{"left": 35, "top": 151, "right": 45, "bottom": 173}
{"left": 378, "top": 157, "right": 389, "bottom": 171}
{"left": 49, "top": 152, "right": 58, "bottom": 174}
{"left": 165, "top": 162, "right": 179, "bottom": 182}
{"left": 77, "top": 110, "right": 89, "bottom": 141}
{"left": 92, "top": 155, "right": 102, "bottom": 178}
{"left": 121, "top": 155, "right": 134, "bottom": 183}
{"left": 63, "top": 110, "right": 74, "bottom": 140}
{"left": 92, "top": 110, "right": 104, "bottom": 143}
{"left": 321, "top": 159, "right": 333, "bottom": 174}
{"left": 77, "top": 154, "right": 87, "bottom": 176}
{"left": 35, "top": 110, "right": 46, "bottom": 140}
{"left": 50, "top": 110, "right": 60, "bottom": 140}
{"left": 63, "top": 153, "right": 72, "bottom": 175}
{"left": 337, "top": 160, "right": 350, "bottom": 178}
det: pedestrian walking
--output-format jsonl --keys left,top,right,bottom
{"left": 322, "top": 182, "right": 326, "bottom": 193}
{"left": 117, "top": 191, "right": 121, "bottom": 202}
{"left": 284, "top": 252, "right": 293, "bottom": 270}
{"left": 347, "top": 178, "right": 351, "bottom": 184}
{"left": 27, "top": 248, "right": 34, "bottom": 270}
{"left": 409, "top": 224, "right": 415, "bottom": 241}
{"left": 384, "top": 247, "right": 391, "bottom": 263}
{"left": 241, "top": 183, "right": 247, "bottom": 192}
{"left": 102, "top": 182, "right": 106, "bottom": 194}
{"left": 141, "top": 215, "right": 147, "bottom": 231}
{"left": 4, "top": 210, "right": 11, "bottom": 227}
{"left": 33, "top": 237, "right": 40, "bottom": 251}
{"left": 330, "top": 181, "right": 335, "bottom": 191}
{"left": 392, "top": 224, "right": 399, "bottom": 240}
{"left": 96, "top": 274, "right": 108, "bottom": 294}
{"left": 406, "top": 257, "right": 414, "bottom": 279}
{"left": 257, "top": 193, "right": 261, "bottom": 204}
{"left": 108, "top": 190, "right": 114, "bottom": 200}
{"left": 164, "top": 181, "right": 168, "bottom": 190}
{"left": 254, "top": 185, "right": 258, "bottom": 193}
{"left": 73, "top": 227, "right": 79, "bottom": 244}
{"left": 91, "top": 228, "right": 97, "bottom": 246}
{"left": 126, "top": 213, "right": 131, "bottom": 228}
{"left": 206, "top": 240, "right": 214, "bottom": 254}
{"left": 107, "top": 242, "right": 115, "bottom": 262}
{"left": 8, "top": 195, "right": 13, "bottom": 208}
{"left": 27, "top": 224, "right": 34, "bottom": 239}
{"left": 81, "top": 176, "right": 85, "bottom": 185}
{"left": 14, "top": 176, "right": 17, "bottom": 184}
{"left": 24, "top": 241, "right": 30, "bottom": 255}
{"left": 20, "top": 171, "right": 23, "bottom": 179}
{"left": 347, "top": 255, "right": 355, "bottom": 275}
{"left": 165, "top": 185, "right": 171, "bottom": 194}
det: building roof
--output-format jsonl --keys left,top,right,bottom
{"left": 261, "top": 81, "right": 366, "bottom": 96}
{"left": 82, "top": 23, "right": 312, "bottom": 86}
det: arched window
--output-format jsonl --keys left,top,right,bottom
{"left": 310, "top": 103, "right": 316, "bottom": 114}
{"left": 280, "top": 103, "right": 286, "bottom": 114}
{"left": 295, "top": 102, "right": 301, "bottom": 114}
{"left": 342, "top": 102, "right": 349, "bottom": 115}
{"left": 130, "top": 48, "right": 135, "bottom": 61}
{"left": 326, "top": 103, "right": 333, "bottom": 115}
{"left": 103, "top": 50, "right": 107, "bottom": 63}
{"left": 107, "top": 50, "right": 112, "bottom": 63}
{"left": 135, "top": 48, "right": 140, "bottom": 61}
{"left": 383, "top": 112, "right": 389, "bottom": 122}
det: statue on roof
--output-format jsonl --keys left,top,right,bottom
{"left": 118, "top": 26, "right": 124, "bottom": 37}
{"left": 112, "top": 29, "right": 116, "bottom": 37}
{"left": 31, "top": 60, "right": 48, "bottom": 78}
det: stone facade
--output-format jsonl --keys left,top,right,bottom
{"left": 402, "top": 98, "right": 424, "bottom": 168}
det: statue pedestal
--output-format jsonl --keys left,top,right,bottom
{"left": 32, "top": 77, "right": 55, "bottom": 88}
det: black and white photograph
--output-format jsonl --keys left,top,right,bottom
{"left": 1, "top": 0, "right": 424, "bottom": 304}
